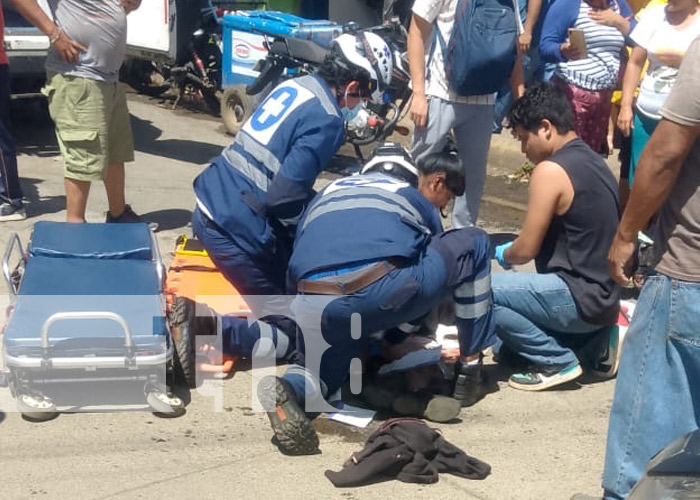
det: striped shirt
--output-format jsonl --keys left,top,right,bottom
{"left": 540, "top": 0, "right": 634, "bottom": 90}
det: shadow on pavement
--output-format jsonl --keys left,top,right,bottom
{"left": 131, "top": 115, "right": 224, "bottom": 166}
{"left": 143, "top": 208, "right": 192, "bottom": 232}
{"left": 20, "top": 177, "right": 65, "bottom": 218}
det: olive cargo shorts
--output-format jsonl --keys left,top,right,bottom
{"left": 43, "top": 72, "right": 135, "bottom": 181}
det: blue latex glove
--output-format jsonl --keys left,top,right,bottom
{"left": 495, "top": 242, "right": 514, "bottom": 270}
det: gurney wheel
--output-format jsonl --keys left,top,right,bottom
{"left": 147, "top": 391, "right": 186, "bottom": 419}
{"left": 16, "top": 393, "right": 59, "bottom": 423}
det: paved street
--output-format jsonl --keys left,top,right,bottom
{"left": 0, "top": 93, "right": 614, "bottom": 500}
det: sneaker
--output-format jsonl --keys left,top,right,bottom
{"left": 591, "top": 322, "right": 628, "bottom": 379}
{"left": 0, "top": 202, "right": 26, "bottom": 221}
{"left": 257, "top": 376, "right": 319, "bottom": 456}
{"left": 452, "top": 359, "right": 487, "bottom": 407}
{"left": 392, "top": 393, "right": 461, "bottom": 423}
{"left": 509, "top": 363, "right": 583, "bottom": 391}
{"left": 106, "top": 204, "right": 158, "bottom": 231}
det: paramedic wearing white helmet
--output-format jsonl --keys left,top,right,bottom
{"left": 170, "top": 32, "right": 394, "bottom": 368}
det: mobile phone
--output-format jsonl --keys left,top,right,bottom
{"left": 568, "top": 28, "right": 588, "bottom": 59}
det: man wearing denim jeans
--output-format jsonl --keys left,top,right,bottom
{"left": 0, "top": 6, "right": 26, "bottom": 221}
{"left": 573, "top": 36, "right": 700, "bottom": 500}
{"left": 493, "top": 82, "right": 620, "bottom": 391}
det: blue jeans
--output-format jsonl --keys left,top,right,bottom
{"left": 602, "top": 273, "right": 700, "bottom": 499}
{"left": 492, "top": 272, "right": 601, "bottom": 368}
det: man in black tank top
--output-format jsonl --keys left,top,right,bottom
{"left": 491, "top": 82, "right": 621, "bottom": 391}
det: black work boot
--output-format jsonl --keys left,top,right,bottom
{"left": 257, "top": 376, "right": 319, "bottom": 456}
{"left": 452, "top": 359, "right": 486, "bottom": 407}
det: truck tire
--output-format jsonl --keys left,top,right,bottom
{"left": 221, "top": 85, "right": 255, "bottom": 136}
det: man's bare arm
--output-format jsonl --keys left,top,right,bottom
{"left": 608, "top": 119, "right": 700, "bottom": 284}
{"left": 505, "top": 161, "right": 568, "bottom": 265}
{"left": 408, "top": 13, "right": 433, "bottom": 128}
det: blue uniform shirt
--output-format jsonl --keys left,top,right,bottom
{"left": 289, "top": 173, "right": 444, "bottom": 284}
{"left": 194, "top": 75, "right": 345, "bottom": 258}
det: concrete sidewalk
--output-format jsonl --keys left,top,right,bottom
{"left": 0, "top": 96, "right": 613, "bottom": 500}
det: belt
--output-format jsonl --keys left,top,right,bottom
{"left": 297, "top": 261, "right": 395, "bottom": 295}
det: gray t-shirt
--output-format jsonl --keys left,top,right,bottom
{"left": 652, "top": 36, "right": 700, "bottom": 281}
{"left": 45, "top": 0, "right": 127, "bottom": 83}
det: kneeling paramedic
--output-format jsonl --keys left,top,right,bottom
{"left": 257, "top": 145, "right": 496, "bottom": 455}
{"left": 173, "top": 33, "right": 394, "bottom": 361}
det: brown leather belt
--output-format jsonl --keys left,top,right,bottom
{"left": 297, "top": 261, "right": 396, "bottom": 295}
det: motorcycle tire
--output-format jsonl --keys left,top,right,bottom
{"left": 221, "top": 85, "right": 255, "bottom": 136}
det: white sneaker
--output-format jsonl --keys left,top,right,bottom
{"left": 0, "top": 202, "right": 26, "bottom": 221}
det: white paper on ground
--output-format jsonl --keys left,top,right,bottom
{"left": 329, "top": 403, "right": 376, "bottom": 428}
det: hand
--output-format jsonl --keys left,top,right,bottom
{"left": 588, "top": 8, "right": 622, "bottom": 28}
{"left": 518, "top": 31, "right": 532, "bottom": 54}
{"left": 121, "top": 0, "right": 142, "bottom": 14}
{"left": 495, "top": 242, "right": 514, "bottom": 270}
{"left": 617, "top": 105, "right": 634, "bottom": 137}
{"left": 560, "top": 41, "right": 582, "bottom": 61}
{"left": 410, "top": 92, "right": 429, "bottom": 128}
{"left": 608, "top": 233, "right": 637, "bottom": 286}
{"left": 52, "top": 29, "right": 87, "bottom": 64}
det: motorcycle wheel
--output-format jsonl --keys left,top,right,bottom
{"left": 221, "top": 85, "right": 255, "bottom": 136}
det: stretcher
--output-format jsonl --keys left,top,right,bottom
{"left": 0, "top": 222, "right": 184, "bottom": 421}
{"left": 165, "top": 236, "right": 250, "bottom": 387}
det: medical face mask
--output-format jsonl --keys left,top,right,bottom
{"left": 340, "top": 88, "right": 367, "bottom": 130}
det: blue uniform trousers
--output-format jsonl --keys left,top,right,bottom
{"left": 284, "top": 227, "right": 496, "bottom": 401}
{"left": 191, "top": 208, "right": 295, "bottom": 359}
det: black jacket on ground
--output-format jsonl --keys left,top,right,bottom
{"left": 325, "top": 418, "right": 491, "bottom": 487}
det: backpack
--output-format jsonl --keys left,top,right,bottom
{"left": 431, "top": 0, "right": 522, "bottom": 96}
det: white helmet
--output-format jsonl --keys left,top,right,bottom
{"left": 331, "top": 32, "right": 393, "bottom": 103}
{"left": 361, "top": 142, "right": 418, "bottom": 186}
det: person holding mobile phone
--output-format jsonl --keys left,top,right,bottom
{"left": 540, "top": 0, "right": 635, "bottom": 153}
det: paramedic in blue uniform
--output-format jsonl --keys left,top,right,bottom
{"left": 257, "top": 146, "right": 496, "bottom": 455}
{"left": 174, "top": 33, "right": 394, "bottom": 361}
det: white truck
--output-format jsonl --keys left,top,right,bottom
{"left": 2, "top": 0, "right": 180, "bottom": 98}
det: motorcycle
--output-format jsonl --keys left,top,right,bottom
{"left": 122, "top": 1, "right": 223, "bottom": 115}
{"left": 222, "top": 16, "right": 412, "bottom": 160}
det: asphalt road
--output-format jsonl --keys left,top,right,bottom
{"left": 0, "top": 92, "right": 613, "bottom": 500}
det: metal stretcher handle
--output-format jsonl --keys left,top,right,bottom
{"left": 41, "top": 311, "right": 133, "bottom": 350}
{"left": 2, "top": 233, "right": 25, "bottom": 296}
{"left": 149, "top": 229, "right": 165, "bottom": 291}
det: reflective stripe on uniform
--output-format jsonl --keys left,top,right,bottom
{"left": 454, "top": 274, "right": 491, "bottom": 299}
{"left": 455, "top": 298, "right": 491, "bottom": 319}
{"left": 302, "top": 187, "right": 430, "bottom": 234}
{"left": 222, "top": 146, "right": 271, "bottom": 193}
{"left": 237, "top": 131, "right": 283, "bottom": 175}
{"left": 297, "top": 75, "right": 340, "bottom": 117}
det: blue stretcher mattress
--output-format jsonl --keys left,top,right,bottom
{"left": 29, "top": 221, "right": 153, "bottom": 260}
{"left": 4, "top": 223, "right": 168, "bottom": 359}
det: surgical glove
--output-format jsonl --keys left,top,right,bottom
{"left": 495, "top": 242, "right": 514, "bottom": 270}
